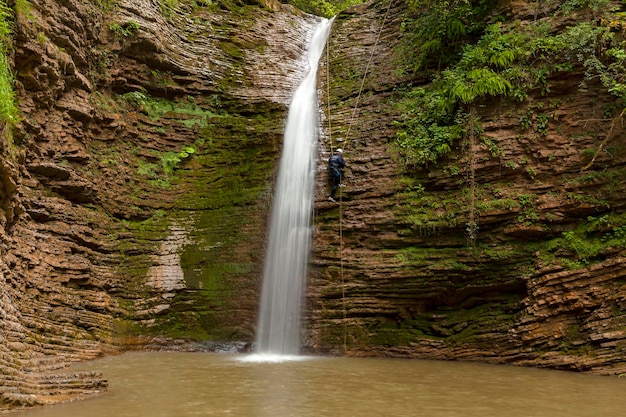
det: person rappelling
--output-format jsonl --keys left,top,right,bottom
{"left": 327, "top": 148, "right": 345, "bottom": 202}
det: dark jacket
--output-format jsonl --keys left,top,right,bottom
{"left": 328, "top": 153, "right": 345, "bottom": 177}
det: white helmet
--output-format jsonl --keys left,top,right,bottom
{"left": 336, "top": 148, "right": 343, "bottom": 154}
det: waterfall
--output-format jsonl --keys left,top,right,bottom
{"left": 255, "top": 18, "right": 333, "bottom": 356}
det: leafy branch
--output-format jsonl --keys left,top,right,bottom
{"left": 395, "top": 10, "right": 626, "bottom": 168}
{"left": 580, "top": 108, "right": 626, "bottom": 173}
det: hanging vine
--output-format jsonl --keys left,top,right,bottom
{"left": 466, "top": 105, "right": 478, "bottom": 247}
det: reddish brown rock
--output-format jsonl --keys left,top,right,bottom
{"left": 308, "top": 0, "right": 626, "bottom": 375}
{"left": 1, "top": 0, "right": 321, "bottom": 409}
{"left": 2, "top": 0, "right": 626, "bottom": 410}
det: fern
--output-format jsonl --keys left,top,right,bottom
{"left": 395, "top": 4, "right": 626, "bottom": 168}
{"left": 488, "top": 49, "right": 515, "bottom": 68}
{"left": 399, "top": 0, "right": 495, "bottom": 72}
{"left": 469, "top": 68, "right": 511, "bottom": 97}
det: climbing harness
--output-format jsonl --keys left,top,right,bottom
{"left": 323, "top": 0, "right": 394, "bottom": 353}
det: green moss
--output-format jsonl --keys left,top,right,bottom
{"left": 111, "top": 317, "right": 143, "bottom": 338}
{"left": 120, "top": 92, "right": 222, "bottom": 123}
{"left": 370, "top": 327, "right": 425, "bottom": 346}
{"left": 150, "top": 291, "right": 239, "bottom": 341}
{"left": 445, "top": 303, "right": 518, "bottom": 344}
{"left": 140, "top": 102, "right": 284, "bottom": 342}
{"left": 335, "top": 292, "right": 522, "bottom": 349}
{"left": 220, "top": 41, "right": 244, "bottom": 59}
{"left": 536, "top": 212, "right": 626, "bottom": 268}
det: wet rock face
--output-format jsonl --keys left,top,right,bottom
{"left": 1, "top": 0, "right": 320, "bottom": 408}
{"left": 309, "top": 0, "right": 626, "bottom": 374}
{"left": 2, "top": 0, "right": 626, "bottom": 408}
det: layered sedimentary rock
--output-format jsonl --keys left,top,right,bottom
{"left": 309, "top": 0, "right": 626, "bottom": 375}
{"left": 3, "top": 0, "right": 626, "bottom": 409}
{"left": 1, "top": 0, "right": 320, "bottom": 408}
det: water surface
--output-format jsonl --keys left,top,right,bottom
{"left": 13, "top": 352, "right": 626, "bottom": 417}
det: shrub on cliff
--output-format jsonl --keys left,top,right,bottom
{"left": 0, "top": 0, "right": 18, "bottom": 126}
{"left": 395, "top": 0, "right": 626, "bottom": 168}
{"left": 289, "top": 0, "right": 363, "bottom": 17}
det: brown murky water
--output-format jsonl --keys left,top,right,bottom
{"left": 13, "top": 352, "right": 626, "bottom": 417}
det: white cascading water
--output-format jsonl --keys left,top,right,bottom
{"left": 254, "top": 18, "right": 333, "bottom": 357}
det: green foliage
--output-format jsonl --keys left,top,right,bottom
{"left": 95, "top": 0, "right": 119, "bottom": 11}
{"left": 137, "top": 160, "right": 159, "bottom": 177}
{"left": 544, "top": 214, "right": 626, "bottom": 267}
{"left": 558, "top": 230, "right": 603, "bottom": 264}
{"left": 157, "top": 0, "right": 179, "bottom": 18}
{"left": 395, "top": 87, "right": 464, "bottom": 167}
{"left": 14, "top": 0, "right": 33, "bottom": 21}
{"left": 120, "top": 91, "right": 221, "bottom": 122}
{"left": 395, "top": 8, "right": 626, "bottom": 167}
{"left": 399, "top": 0, "right": 495, "bottom": 73}
{"left": 0, "top": 1, "right": 11, "bottom": 49}
{"left": 519, "top": 109, "right": 533, "bottom": 130}
{"left": 559, "top": 0, "right": 609, "bottom": 14}
{"left": 0, "top": 1, "right": 17, "bottom": 126}
{"left": 0, "top": 54, "right": 17, "bottom": 125}
{"left": 137, "top": 145, "right": 197, "bottom": 186}
{"left": 109, "top": 20, "right": 141, "bottom": 39}
{"left": 395, "top": 23, "right": 521, "bottom": 167}
{"left": 446, "top": 67, "right": 512, "bottom": 104}
{"left": 289, "top": 0, "right": 362, "bottom": 17}
{"left": 535, "top": 113, "right": 549, "bottom": 135}
{"left": 160, "top": 146, "right": 196, "bottom": 178}
{"left": 122, "top": 91, "right": 148, "bottom": 107}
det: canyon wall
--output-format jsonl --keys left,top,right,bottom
{"left": 2, "top": 0, "right": 626, "bottom": 410}
{"left": 1, "top": 0, "right": 320, "bottom": 408}
{"left": 309, "top": 0, "right": 626, "bottom": 375}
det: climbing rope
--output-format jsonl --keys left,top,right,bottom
{"left": 325, "top": 23, "right": 348, "bottom": 352}
{"left": 325, "top": 23, "right": 348, "bottom": 353}
{"left": 324, "top": 0, "right": 394, "bottom": 354}
{"left": 326, "top": 26, "right": 333, "bottom": 153}
{"left": 342, "top": 0, "right": 394, "bottom": 148}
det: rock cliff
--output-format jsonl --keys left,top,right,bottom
{"left": 1, "top": 0, "right": 320, "bottom": 408}
{"left": 2, "top": 0, "right": 626, "bottom": 410}
{"left": 310, "top": 0, "right": 626, "bottom": 375}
